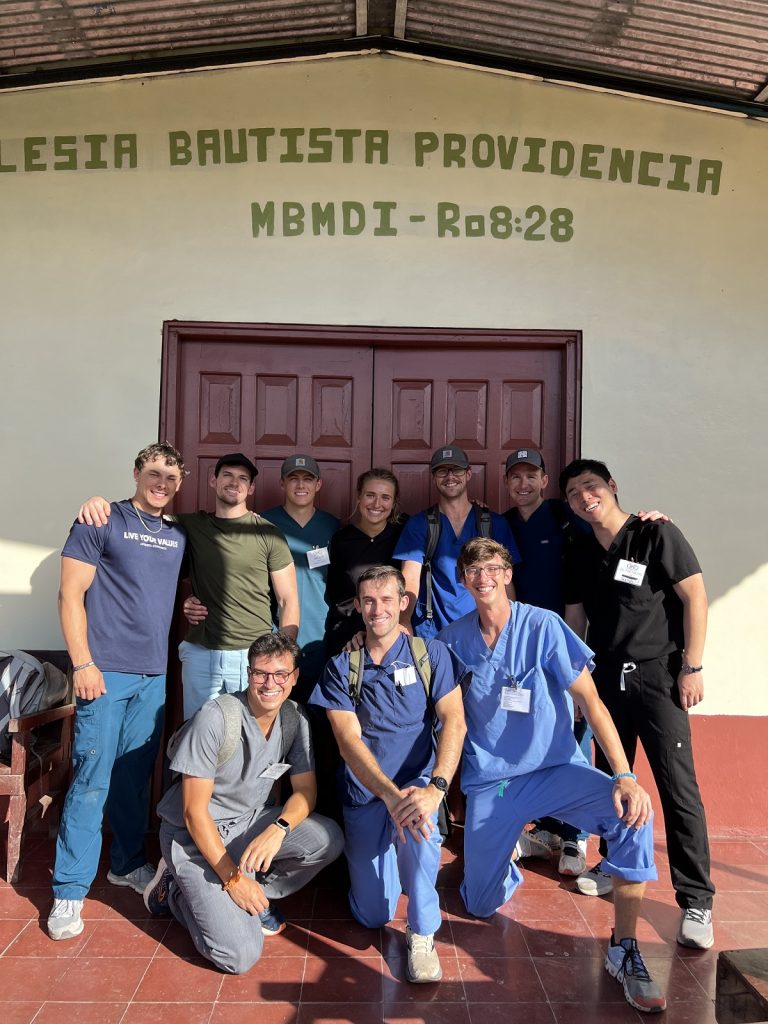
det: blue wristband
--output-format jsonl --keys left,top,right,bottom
{"left": 611, "top": 772, "right": 637, "bottom": 782}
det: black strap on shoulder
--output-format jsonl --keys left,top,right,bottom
{"left": 279, "top": 699, "right": 299, "bottom": 759}
{"left": 474, "top": 504, "right": 492, "bottom": 538}
{"left": 424, "top": 506, "right": 441, "bottom": 621}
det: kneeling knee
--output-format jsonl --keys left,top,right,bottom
{"left": 214, "top": 946, "right": 262, "bottom": 975}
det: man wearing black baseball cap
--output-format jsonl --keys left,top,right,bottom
{"left": 77, "top": 452, "right": 299, "bottom": 719}
{"left": 393, "top": 444, "right": 520, "bottom": 639}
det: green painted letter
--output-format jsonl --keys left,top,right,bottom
{"left": 579, "top": 144, "right": 604, "bottom": 180}
{"left": 697, "top": 159, "right": 722, "bottom": 195}
{"left": 414, "top": 132, "right": 439, "bottom": 167}
{"left": 169, "top": 131, "right": 192, "bottom": 166}
{"left": 24, "top": 137, "right": 47, "bottom": 171}
{"left": 251, "top": 201, "right": 275, "bottom": 237}
{"left": 638, "top": 151, "right": 663, "bottom": 187}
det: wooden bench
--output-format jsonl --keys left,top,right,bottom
{"left": 1, "top": 651, "right": 74, "bottom": 884}
{"left": 716, "top": 948, "right": 768, "bottom": 1023}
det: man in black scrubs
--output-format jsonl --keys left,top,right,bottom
{"left": 561, "top": 458, "right": 715, "bottom": 950}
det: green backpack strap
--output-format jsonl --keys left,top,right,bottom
{"left": 348, "top": 649, "right": 363, "bottom": 705}
{"left": 406, "top": 635, "right": 432, "bottom": 703}
{"left": 213, "top": 693, "right": 244, "bottom": 768}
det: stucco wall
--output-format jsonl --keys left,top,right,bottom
{"left": 1, "top": 54, "right": 764, "bottom": 716}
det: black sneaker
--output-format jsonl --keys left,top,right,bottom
{"left": 143, "top": 858, "right": 173, "bottom": 916}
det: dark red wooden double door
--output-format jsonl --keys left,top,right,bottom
{"left": 161, "top": 323, "right": 581, "bottom": 518}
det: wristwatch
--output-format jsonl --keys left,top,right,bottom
{"left": 429, "top": 776, "right": 449, "bottom": 795}
{"left": 272, "top": 817, "right": 291, "bottom": 834}
{"left": 681, "top": 664, "right": 703, "bottom": 675}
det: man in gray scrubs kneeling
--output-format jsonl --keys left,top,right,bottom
{"left": 145, "top": 631, "right": 344, "bottom": 974}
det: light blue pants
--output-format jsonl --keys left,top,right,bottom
{"left": 160, "top": 808, "right": 344, "bottom": 974}
{"left": 462, "top": 762, "right": 656, "bottom": 919}
{"left": 52, "top": 672, "right": 165, "bottom": 900}
{"left": 178, "top": 640, "right": 249, "bottom": 720}
{"left": 343, "top": 790, "right": 443, "bottom": 936}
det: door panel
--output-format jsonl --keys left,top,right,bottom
{"left": 373, "top": 345, "right": 567, "bottom": 513}
{"left": 163, "top": 325, "right": 579, "bottom": 520}
{"left": 172, "top": 339, "right": 374, "bottom": 522}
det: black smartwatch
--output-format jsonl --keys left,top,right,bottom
{"left": 273, "top": 817, "right": 291, "bottom": 834}
{"left": 429, "top": 776, "right": 449, "bottom": 795}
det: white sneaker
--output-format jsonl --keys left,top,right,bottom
{"left": 528, "top": 827, "right": 562, "bottom": 851}
{"left": 515, "top": 830, "right": 552, "bottom": 860}
{"left": 576, "top": 861, "right": 614, "bottom": 896}
{"left": 559, "top": 839, "right": 588, "bottom": 877}
{"left": 405, "top": 925, "right": 442, "bottom": 983}
{"left": 107, "top": 862, "right": 155, "bottom": 894}
{"left": 47, "top": 898, "right": 85, "bottom": 941}
{"left": 677, "top": 908, "right": 714, "bottom": 949}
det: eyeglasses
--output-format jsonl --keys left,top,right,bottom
{"left": 247, "top": 668, "right": 296, "bottom": 685}
{"left": 464, "top": 564, "right": 506, "bottom": 580}
{"left": 434, "top": 467, "right": 467, "bottom": 479}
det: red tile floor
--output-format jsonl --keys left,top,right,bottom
{"left": 2, "top": 827, "right": 767, "bottom": 1024}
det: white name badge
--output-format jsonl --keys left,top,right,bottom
{"left": 259, "top": 762, "right": 291, "bottom": 780}
{"left": 500, "top": 685, "right": 531, "bottom": 714}
{"left": 614, "top": 559, "right": 647, "bottom": 586}
{"left": 306, "top": 546, "right": 331, "bottom": 569}
{"left": 394, "top": 666, "right": 418, "bottom": 688}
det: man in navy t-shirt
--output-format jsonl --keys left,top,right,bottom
{"left": 48, "top": 442, "right": 187, "bottom": 943}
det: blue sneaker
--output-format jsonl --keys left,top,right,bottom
{"left": 143, "top": 859, "right": 173, "bottom": 916}
{"left": 259, "top": 904, "right": 286, "bottom": 936}
{"left": 605, "top": 936, "right": 666, "bottom": 1013}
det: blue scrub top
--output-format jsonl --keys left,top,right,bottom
{"left": 261, "top": 505, "right": 339, "bottom": 686}
{"left": 438, "top": 602, "right": 595, "bottom": 790}
{"left": 393, "top": 509, "right": 521, "bottom": 638}
{"left": 309, "top": 633, "right": 461, "bottom": 807}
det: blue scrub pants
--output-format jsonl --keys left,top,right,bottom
{"left": 462, "top": 762, "right": 656, "bottom": 919}
{"left": 52, "top": 672, "right": 165, "bottom": 900}
{"left": 537, "top": 714, "right": 594, "bottom": 844}
{"left": 178, "top": 640, "right": 249, "bottom": 720}
{"left": 343, "top": 793, "right": 443, "bottom": 936}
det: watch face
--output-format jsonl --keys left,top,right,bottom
{"left": 276, "top": 817, "right": 290, "bottom": 830}
{"left": 431, "top": 776, "right": 448, "bottom": 792}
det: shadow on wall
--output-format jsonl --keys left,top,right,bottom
{"left": 0, "top": 549, "right": 63, "bottom": 649}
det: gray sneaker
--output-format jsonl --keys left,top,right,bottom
{"left": 576, "top": 861, "right": 614, "bottom": 896}
{"left": 47, "top": 898, "right": 85, "bottom": 941}
{"left": 406, "top": 925, "right": 442, "bottom": 983}
{"left": 514, "top": 830, "right": 552, "bottom": 860}
{"left": 107, "top": 863, "right": 155, "bottom": 894}
{"left": 677, "top": 907, "right": 714, "bottom": 949}
{"left": 605, "top": 936, "right": 666, "bottom": 1013}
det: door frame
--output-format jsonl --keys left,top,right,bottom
{"left": 160, "top": 321, "right": 582, "bottom": 468}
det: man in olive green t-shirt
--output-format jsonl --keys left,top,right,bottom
{"left": 78, "top": 453, "right": 300, "bottom": 719}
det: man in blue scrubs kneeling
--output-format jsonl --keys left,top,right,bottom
{"left": 310, "top": 565, "right": 466, "bottom": 984}
{"left": 438, "top": 538, "right": 666, "bottom": 1014}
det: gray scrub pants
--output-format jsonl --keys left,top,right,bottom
{"left": 159, "top": 807, "right": 344, "bottom": 974}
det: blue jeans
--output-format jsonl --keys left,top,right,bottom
{"left": 178, "top": 640, "right": 249, "bottom": 720}
{"left": 52, "top": 672, "right": 165, "bottom": 900}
